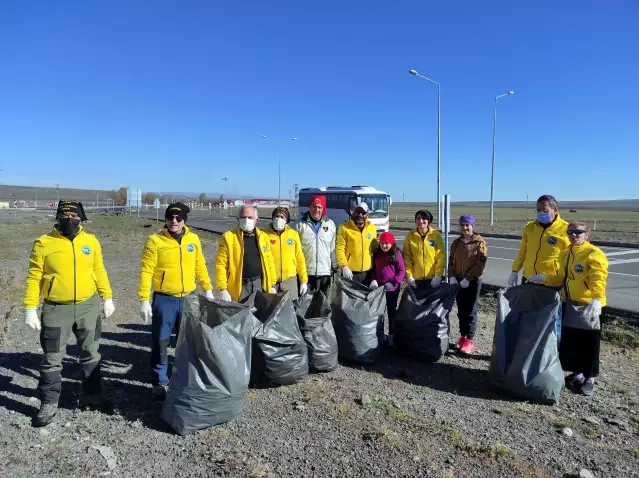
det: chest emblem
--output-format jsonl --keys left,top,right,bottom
{"left": 270, "top": 239, "right": 277, "bottom": 245}
{"left": 287, "top": 238, "right": 294, "bottom": 246}
{"left": 366, "top": 233, "right": 372, "bottom": 240}
{"left": 323, "top": 227, "right": 329, "bottom": 232}
{"left": 547, "top": 236, "right": 557, "bottom": 245}
{"left": 186, "top": 243, "right": 195, "bottom": 252}
{"left": 81, "top": 246, "right": 91, "bottom": 255}
{"left": 428, "top": 240, "right": 435, "bottom": 247}
{"left": 262, "top": 245, "right": 267, "bottom": 252}
{"left": 574, "top": 264, "right": 584, "bottom": 274}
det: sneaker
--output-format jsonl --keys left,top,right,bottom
{"left": 34, "top": 402, "right": 58, "bottom": 427}
{"left": 581, "top": 379, "right": 596, "bottom": 396}
{"left": 456, "top": 337, "right": 467, "bottom": 349}
{"left": 152, "top": 384, "right": 168, "bottom": 400}
{"left": 568, "top": 374, "right": 585, "bottom": 390}
{"left": 459, "top": 338, "right": 475, "bottom": 355}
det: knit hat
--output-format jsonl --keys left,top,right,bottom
{"left": 165, "top": 202, "right": 190, "bottom": 222}
{"left": 272, "top": 206, "right": 291, "bottom": 223}
{"left": 379, "top": 232, "right": 396, "bottom": 245}
{"left": 310, "top": 195, "right": 327, "bottom": 216}
{"left": 459, "top": 214, "right": 476, "bottom": 227}
{"left": 56, "top": 200, "right": 87, "bottom": 221}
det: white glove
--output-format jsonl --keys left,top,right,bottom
{"left": 584, "top": 299, "right": 602, "bottom": 318}
{"left": 24, "top": 308, "right": 41, "bottom": 330}
{"left": 430, "top": 276, "right": 442, "bottom": 288}
{"left": 460, "top": 279, "right": 470, "bottom": 289}
{"left": 526, "top": 274, "right": 546, "bottom": 284}
{"left": 341, "top": 267, "right": 353, "bottom": 280}
{"left": 407, "top": 277, "right": 416, "bottom": 288}
{"left": 140, "top": 301, "right": 152, "bottom": 324}
{"left": 103, "top": 299, "right": 115, "bottom": 318}
{"left": 218, "top": 290, "right": 232, "bottom": 302}
{"left": 269, "top": 286, "right": 277, "bottom": 294}
{"left": 449, "top": 277, "right": 458, "bottom": 286}
{"left": 299, "top": 283, "right": 308, "bottom": 296}
{"left": 508, "top": 272, "right": 519, "bottom": 286}
{"left": 369, "top": 280, "right": 379, "bottom": 289}
{"left": 204, "top": 290, "right": 215, "bottom": 300}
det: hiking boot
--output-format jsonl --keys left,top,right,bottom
{"left": 152, "top": 384, "right": 168, "bottom": 400}
{"left": 459, "top": 338, "right": 475, "bottom": 355}
{"left": 34, "top": 402, "right": 58, "bottom": 427}
{"left": 581, "top": 379, "right": 596, "bottom": 396}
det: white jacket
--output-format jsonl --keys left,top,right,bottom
{"left": 296, "top": 214, "right": 337, "bottom": 277}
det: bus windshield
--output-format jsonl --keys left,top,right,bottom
{"left": 360, "top": 195, "right": 388, "bottom": 218}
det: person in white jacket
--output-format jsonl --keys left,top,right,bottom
{"left": 296, "top": 194, "right": 337, "bottom": 294}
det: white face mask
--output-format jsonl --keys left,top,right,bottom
{"left": 272, "top": 218, "right": 286, "bottom": 231}
{"left": 239, "top": 218, "right": 256, "bottom": 233}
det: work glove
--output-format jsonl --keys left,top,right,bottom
{"left": 584, "top": 299, "right": 602, "bottom": 318}
{"left": 369, "top": 280, "right": 379, "bottom": 289}
{"left": 341, "top": 267, "right": 353, "bottom": 280}
{"left": 24, "top": 308, "right": 41, "bottom": 330}
{"left": 299, "top": 283, "right": 308, "bottom": 296}
{"left": 460, "top": 279, "right": 470, "bottom": 289}
{"left": 269, "top": 286, "right": 277, "bottom": 294}
{"left": 140, "top": 301, "right": 152, "bottom": 324}
{"left": 526, "top": 274, "right": 546, "bottom": 284}
{"left": 103, "top": 299, "right": 115, "bottom": 318}
{"left": 430, "top": 276, "right": 442, "bottom": 288}
{"left": 218, "top": 290, "right": 232, "bottom": 302}
{"left": 449, "top": 277, "right": 458, "bottom": 286}
{"left": 406, "top": 277, "right": 416, "bottom": 288}
{"left": 508, "top": 272, "right": 519, "bottom": 287}
{"left": 383, "top": 282, "right": 393, "bottom": 291}
{"left": 204, "top": 290, "right": 215, "bottom": 301}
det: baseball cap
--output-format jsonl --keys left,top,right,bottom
{"left": 354, "top": 202, "right": 369, "bottom": 213}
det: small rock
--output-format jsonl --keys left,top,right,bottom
{"left": 412, "top": 455, "right": 421, "bottom": 462}
{"left": 90, "top": 445, "right": 117, "bottom": 470}
{"left": 38, "top": 429, "right": 50, "bottom": 436}
{"left": 491, "top": 408, "right": 504, "bottom": 414}
{"left": 64, "top": 422, "right": 71, "bottom": 428}
{"left": 360, "top": 394, "right": 372, "bottom": 406}
{"left": 578, "top": 469, "right": 594, "bottom": 478}
{"left": 294, "top": 403, "right": 307, "bottom": 411}
{"left": 583, "top": 416, "right": 601, "bottom": 425}
{"left": 28, "top": 397, "right": 38, "bottom": 403}
{"left": 562, "top": 427, "right": 573, "bottom": 438}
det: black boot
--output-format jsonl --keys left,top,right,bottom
{"left": 34, "top": 402, "right": 58, "bottom": 427}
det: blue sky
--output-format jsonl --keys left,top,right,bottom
{"left": 0, "top": 1, "right": 638, "bottom": 201}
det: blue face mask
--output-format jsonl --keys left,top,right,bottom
{"left": 537, "top": 211, "right": 551, "bottom": 224}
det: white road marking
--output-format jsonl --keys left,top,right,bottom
{"left": 608, "top": 271, "right": 639, "bottom": 278}
{"left": 607, "top": 258, "right": 639, "bottom": 265}
{"left": 605, "top": 250, "right": 639, "bottom": 257}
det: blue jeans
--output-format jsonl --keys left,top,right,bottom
{"left": 150, "top": 292, "right": 185, "bottom": 386}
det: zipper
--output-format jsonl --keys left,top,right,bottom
{"left": 47, "top": 276, "right": 56, "bottom": 297}
{"left": 533, "top": 227, "right": 545, "bottom": 275}
{"left": 563, "top": 246, "right": 573, "bottom": 301}
{"left": 360, "top": 226, "right": 364, "bottom": 271}
{"left": 315, "top": 227, "right": 319, "bottom": 276}
{"left": 279, "top": 232, "right": 283, "bottom": 281}
{"left": 179, "top": 244, "right": 184, "bottom": 295}
{"left": 422, "top": 233, "right": 427, "bottom": 280}
{"left": 72, "top": 241, "right": 77, "bottom": 304}
{"left": 160, "top": 271, "right": 166, "bottom": 289}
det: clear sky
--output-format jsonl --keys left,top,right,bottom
{"left": 0, "top": 1, "right": 637, "bottom": 202}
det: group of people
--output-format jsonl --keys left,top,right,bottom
{"left": 22, "top": 194, "right": 608, "bottom": 427}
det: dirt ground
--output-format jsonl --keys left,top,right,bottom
{"left": 0, "top": 215, "right": 637, "bottom": 478}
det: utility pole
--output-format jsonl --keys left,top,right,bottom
{"left": 55, "top": 184, "right": 60, "bottom": 203}
{"left": 221, "top": 177, "right": 228, "bottom": 197}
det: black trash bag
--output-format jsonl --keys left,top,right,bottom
{"left": 331, "top": 277, "right": 386, "bottom": 365}
{"left": 489, "top": 284, "right": 564, "bottom": 404}
{"left": 295, "top": 290, "right": 338, "bottom": 372}
{"left": 394, "top": 282, "right": 457, "bottom": 362}
{"left": 250, "top": 291, "right": 309, "bottom": 386}
{"left": 161, "top": 295, "right": 253, "bottom": 435}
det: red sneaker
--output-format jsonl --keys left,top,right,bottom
{"left": 456, "top": 336, "right": 467, "bottom": 349}
{"left": 460, "top": 338, "right": 475, "bottom": 354}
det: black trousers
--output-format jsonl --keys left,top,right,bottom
{"left": 352, "top": 269, "right": 373, "bottom": 287}
{"left": 308, "top": 275, "right": 332, "bottom": 295}
{"left": 455, "top": 279, "right": 481, "bottom": 339}
{"left": 385, "top": 289, "right": 400, "bottom": 334}
{"left": 559, "top": 326, "right": 601, "bottom": 377}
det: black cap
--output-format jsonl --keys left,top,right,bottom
{"left": 56, "top": 200, "right": 88, "bottom": 221}
{"left": 165, "top": 202, "right": 190, "bottom": 222}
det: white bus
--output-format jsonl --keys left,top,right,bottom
{"left": 298, "top": 186, "right": 392, "bottom": 233}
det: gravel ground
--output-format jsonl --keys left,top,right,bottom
{"left": 1, "top": 215, "right": 638, "bottom": 478}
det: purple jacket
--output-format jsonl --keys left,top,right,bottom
{"left": 372, "top": 250, "right": 406, "bottom": 292}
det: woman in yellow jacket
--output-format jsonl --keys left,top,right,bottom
{"left": 335, "top": 202, "right": 377, "bottom": 285}
{"left": 527, "top": 221, "right": 608, "bottom": 396}
{"left": 266, "top": 207, "right": 308, "bottom": 300}
{"left": 23, "top": 200, "right": 115, "bottom": 427}
{"left": 402, "top": 210, "right": 445, "bottom": 289}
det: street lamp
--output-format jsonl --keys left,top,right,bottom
{"left": 489, "top": 90, "right": 515, "bottom": 226}
{"left": 261, "top": 135, "right": 297, "bottom": 206}
{"left": 409, "top": 69, "right": 441, "bottom": 227}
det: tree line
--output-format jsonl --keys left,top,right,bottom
{"left": 106, "top": 188, "right": 224, "bottom": 206}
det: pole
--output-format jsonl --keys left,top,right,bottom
{"left": 443, "top": 194, "right": 451, "bottom": 279}
{"left": 490, "top": 98, "right": 497, "bottom": 226}
{"left": 437, "top": 84, "right": 441, "bottom": 228}
{"left": 277, "top": 141, "right": 282, "bottom": 206}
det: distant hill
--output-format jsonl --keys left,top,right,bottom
{"left": 0, "top": 184, "right": 114, "bottom": 205}
{"left": 396, "top": 199, "right": 639, "bottom": 211}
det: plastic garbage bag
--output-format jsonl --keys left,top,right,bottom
{"left": 250, "top": 291, "right": 309, "bottom": 386}
{"left": 161, "top": 294, "right": 253, "bottom": 435}
{"left": 331, "top": 277, "right": 386, "bottom": 365}
{"left": 295, "top": 290, "right": 338, "bottom": 372}
{"left": 489, "top": 284, "right": 564, "bottom": 404}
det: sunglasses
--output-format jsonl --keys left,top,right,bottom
{"left": 168, "top": 215, "right": 184, "bottom": 222}
{"left": 567, "top": 229, "right": 586, "bottom": 236}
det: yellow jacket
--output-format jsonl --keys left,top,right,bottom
{"left": 266, "top": 225, "right": 308, "bottom": 284}
{"left": 24, "top": 226, "right": 112, "bottom": 308}
{"left": 512, "top": 215, "right": 569, "bottom": 278}
{"left": 335, "top": 220, "right": 377, "bottom": 272}
{"left": 215, "top": 227, "right": 277, "bottom": 302}
{"left": 138, "top": 226, "right": 212, "bottom": 301}
{"left": 403, "top": 228, "right": 446, "bottom": 279}
{"left": 545, "top": 242, "right": 608, "bottom": 306}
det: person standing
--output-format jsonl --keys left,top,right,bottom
{"left": 23, "top": 200, "right": 115, "bottom": 427}
{"left": 296, "top": 195, "right": 338, "bottom": 294}
{"left": 215, "top": 205, "right": 277, "bottom": 303}
{"left": 266, "top": 206, "right": 308, "bottom": 300}
{"left": 403, "top": 210, "right": 445, "bottom": 289}
{"left": 447, "top": 215, "right": 488, "bottom": 354}
{"left": 138, "top": 202, "right": 214, "bottom": 399}
{"left": 335, "top": 203, "right": 377, "bottom": 285}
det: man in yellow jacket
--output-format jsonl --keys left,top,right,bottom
{"left": 402, "top": 209, "right": 445, "bottom": 288}
{"left": 23, "top": 200, "right": 115, "bottom": 427}
{"left": 215, "top": 205, "right": 277, "bottom": 302}
{"left": 266, "top": 207, "right": 308, "bottom": 300}
{"left": 335, "top": 202, "right": 377, "bottom": 285}
{"left": 138, "top": 202, "right": 214, "bottom": 399}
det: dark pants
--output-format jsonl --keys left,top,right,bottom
{"left": 352, "top": 269, "right": 373, "bottom": 287}
{"left": 559, "top": 326, "right": 601, "bottom": 377}
{"left": 308, "top": 275, "right": 332, "bottom": 295}
{"left": 385, "top": 289, "right": 400, "bottom": 335}
{"left": 239, "top": 276, "right": 262, "bottom": 304}
{"left": 38, "top": 296, "right": 102, "bottom": 404}
{"left": 150, "top": 292, "right": 185, "bottom": 386}
{"left": 455, "top": 279, "right": 481, "bottom": 339}
{"left": 523, "top": 277, "right": 563, "bottom": 343}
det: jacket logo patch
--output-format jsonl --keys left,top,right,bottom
{"left": 270, "top": 239, "right": 277, "bottom": 245}
{"left": 323, "top": 227, "right": 328, "bottom": 232}
{"left": 547, "top": 236, "right": 557, "bottom": 245}
{"left": 262, "top": 245, "right": 267, "bottom": 252}
{"left": 575, "top": 264, "right": 584, "bottom": 274}
{"left": 186, "top": 243, "right": 195, "bottom": 253}
{"left": 81, "top": 246, "right": 91, "bottom": 255}
{"left": 366, "top": 233, "right": 372, "bottom": 240}
{"left": 428, "top": 240, "right": 435, "bottom": 247}
{"left": 287, "top": 238, "right": 294, "bottom": 246}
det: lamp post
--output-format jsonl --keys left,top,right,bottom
{"left": 489, "top": 91, "right": 514, "bottom": 226}
{"left": 409, "top": 69, "right": 441, "bottom": 227}
{"left": 261, "top": 135, "right": 297, "bottom": 206}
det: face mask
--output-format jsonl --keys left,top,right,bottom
{"left": 58, "top": 217, "right": 81, "bottom": 236}
{"left": 239, "top": 218, "right": 256, "bottom": 233}
{"left": 272, "top": 218, "right": 286, "bottom": 231}
{"left": 537, "top": 211, "right": 551, "bottom": 224}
